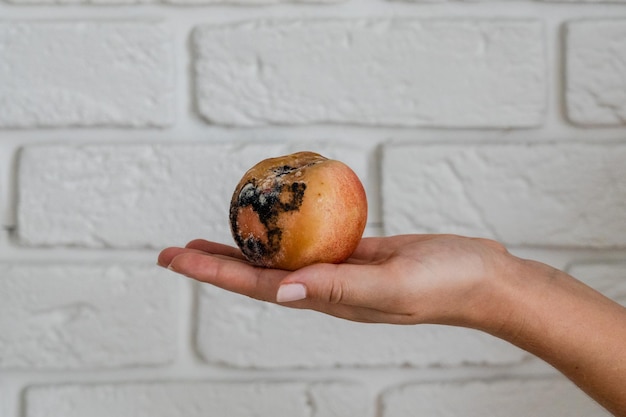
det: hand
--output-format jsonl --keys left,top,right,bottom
{"left": 158, "top": 234, "right": 626, "bottom": 416}
{"left": 157, "top": 234, "right": 513, "bottom": 328}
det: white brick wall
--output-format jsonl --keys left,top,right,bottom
{"left": 1, "top": 5, "right": 625, "bottom": 417}
{"left": 24, "top": 382, "right": 369, "bottom": 417}
{"left": 0, "top": 263, "right": 178, "bottom": 368}
{"left": 16, "top": 142, "right": 372, "bottom": 247}
{"left": 196, "top": 285, "right": 525, "bottom": 368}
{"left": 194, "top": 19, "right": 546, "bottom": 127}
{"left": 380, "top": 379, "right": 609, "bottom": 417}
{"left": 382, "top": 143, "right": 626, "bottom": 247}
{"left": 0, "top": 22, "right": 174, "bottom": 128}
{"left": 566, "top": 20, "right": 626, "bottom": 126}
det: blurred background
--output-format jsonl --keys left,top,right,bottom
{"left": 1, "top": 1, "right": 625, "bottom": 416}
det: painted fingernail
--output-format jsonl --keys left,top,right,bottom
{"left": 276, "top": 283, "right": 307, "bottom": 303}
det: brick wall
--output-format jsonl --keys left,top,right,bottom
{"left": 1, "top": 2, "right": 625, "bottom": 416}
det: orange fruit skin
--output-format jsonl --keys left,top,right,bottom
{"left": 229, "top": 151, "right": 368, "bottom": 271}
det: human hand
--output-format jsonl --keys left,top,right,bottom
{"left": 159, "top": 235, "right": 626, "bottom": 416}
{"left": 157, "top": 234, "right": 514, "bottom": 328}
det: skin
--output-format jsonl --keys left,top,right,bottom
{"left": 158, "top": 234, "right": 626, "bottom": 416}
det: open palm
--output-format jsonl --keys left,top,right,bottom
{"left": 158, "top": 234, "right": 508, "bottom": 327}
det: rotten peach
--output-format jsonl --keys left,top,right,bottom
{"left": 229, "top": 151, "right": 368, "bottom": 271}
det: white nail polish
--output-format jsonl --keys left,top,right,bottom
{"left": 276, "top": 283, "right": 307, "bottom": 303}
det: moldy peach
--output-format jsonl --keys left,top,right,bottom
{"left": 229, "top": 151, "right": 367, "bottom": 271}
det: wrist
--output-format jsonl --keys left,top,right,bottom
{"left": 474, "top": 254, "right": 581, "bottom": 351}
{"left": 465, "top": 253, "right": 548, "bottom": 340}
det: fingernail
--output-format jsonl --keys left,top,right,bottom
{"left": 166, "top": 264, "right": 177, "bottom": 272}
{"left": 276, "top": 283, "right": 307, "bottom": 303}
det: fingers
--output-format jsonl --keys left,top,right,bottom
{"left": 161, "top": 249, "right": 401, "bottom": 322}
{"left": 278, "top": 262, "right": 401, "bottom": 310}
{"left": 185, "top": 239, "right": 247, "bottom": 260}
{"left": 157, "top": 240, "right": 245, "bottom": 267}
{"left": 167, "top": 251, "right": 288, "bottom": 302}
{"left": 275, "top": 262, "right": 418, "bottom": 324}
{"left": 157, "top": 246, "right": 201, "bottom": 267}
{"left": 158, "top": 238, "right": 422, "bottom": 324}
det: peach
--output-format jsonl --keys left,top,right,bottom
{"left": 229, "top": 151, "right": 367, "bottom": 270}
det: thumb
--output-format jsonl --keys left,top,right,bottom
{"left": 275, "top": 262, "right": 381, "bottom": 306}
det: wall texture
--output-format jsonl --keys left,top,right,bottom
{"left": 1, "top": 1, "right": 625, "bottom": 416}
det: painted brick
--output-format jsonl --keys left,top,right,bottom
{"left": 195, "top": 285, "right": 525, "bottom": 368}
{"left": 0, "top": 263, "right": 177, "bottom": 369}
{"left": 24, "top": 381, "right": 369, "bottom": 417}
{"left": 4, "top": 0, "right": 151, "bottom": 3}
{"left": 546, "top": 0, "right": 626, "bottom": 2}
{"left": 0, "top": 22, "right": 174, "bottom": 128}
{"left": 382, "top": 143, "right": 626, "bottom": 248}
{"left": 567, "top": 262, "right": 626, "bottom": 306}
{"left": 193, "top": 19, "right": 546, "bottom": 127}
{"left": 16, "top": 144, "right": 371, "bottom": 248}
{"left": 380, "top": 378, "right": 608, "bottom": 417}
{"left": 566, "top": 20, "right": 626, "bottom": 126}
{"left": 6, "top": 0, "right": 342, "bottom": 3}
{"left": 169, "top": 0, "right": 343, "bottom": 4}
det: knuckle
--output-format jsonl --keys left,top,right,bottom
{"left": 327, "top": 279, "right": 345, "bottom": 304}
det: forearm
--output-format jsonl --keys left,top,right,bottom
{"left": 483, "top": 257, "right": 626, "bottom": 416}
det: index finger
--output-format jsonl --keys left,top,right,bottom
{"left": 167, "top": 251, "right": 289, "bottom": 303}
